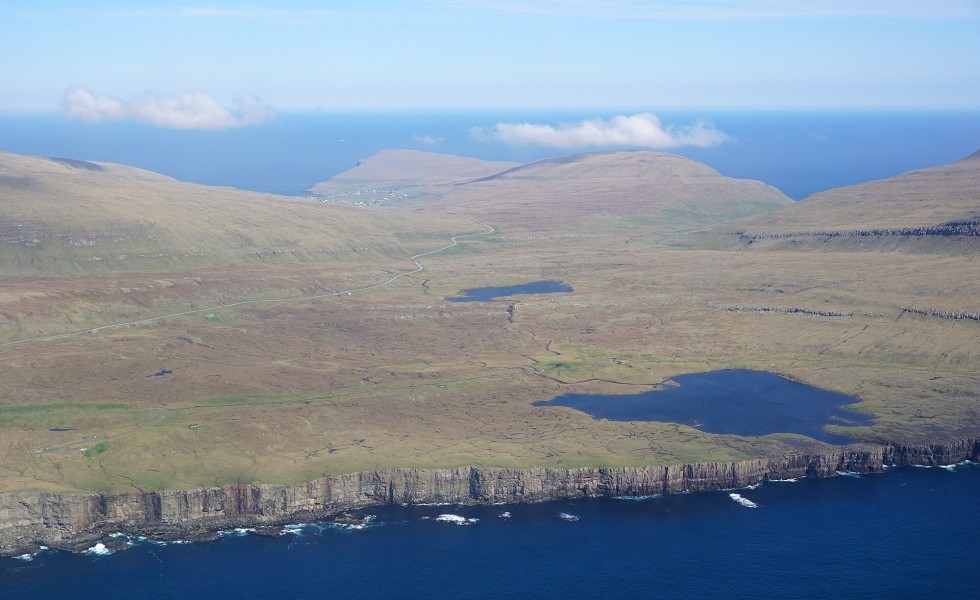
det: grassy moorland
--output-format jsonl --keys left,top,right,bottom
{"left": 0, "top": 150, "right": 976, "bottom": 494}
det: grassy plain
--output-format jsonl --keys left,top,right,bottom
{"left": 1, "top": 230, "right": 977, "bottom": 493}
{"left": 0, "top": 150, "right": 977, "bottom": 494}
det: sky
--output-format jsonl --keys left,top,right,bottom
{"left": 2, "top": 1, "right": 979, "bottom": 123}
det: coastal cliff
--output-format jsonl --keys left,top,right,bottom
{"left": 2, "top": 438, "right": 977, "bottom": 557}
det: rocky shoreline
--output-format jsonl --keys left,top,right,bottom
{"left": 2, "top": 437, "right": 977, "bottom": 558}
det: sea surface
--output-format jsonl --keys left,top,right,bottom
{"left": 2, "top": 110, "right": 979, "bottom": 199}
{"left": 3, "top": 464, "right": 978, "bottom": 599}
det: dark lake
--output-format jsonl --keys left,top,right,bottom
{"left": 445, "top": 280, "right": 573, "bottom": 302}
{"left": 534, "top": 369, "right": 872, "bottom": 444}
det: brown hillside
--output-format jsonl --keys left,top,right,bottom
{"left": 0, "top": 151, "right": 470, "bottom": 275}
{"left": 731, "top": 151, "right": 980, "bottom": 252}
{"left": 413, "top": 151, "right": 793, "bottom": 232}
{"left": 308, "top": 149, "right": 520, "bottom": 204}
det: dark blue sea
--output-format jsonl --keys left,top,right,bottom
{"left": 3, "top": 464, "right": 978, "bottom": 599}
{"left": 2, "top": 110, "right": 979, "bottom": 199}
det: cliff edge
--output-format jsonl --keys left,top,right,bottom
{"left": 2, "top": 438, "right": 976, "bottom": 557}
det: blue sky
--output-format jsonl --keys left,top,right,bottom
{"left": 3, "top": 1, "right": 979, "bottom": 118}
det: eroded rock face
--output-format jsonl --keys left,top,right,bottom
{"left": 2, "top": 439, "right": 977, "bottom": 556}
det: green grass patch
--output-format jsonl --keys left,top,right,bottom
{"left": 0, "top": 402, "right": 131, "bottom": 416}
{"left": 83, "top": 441, "right": 109, "bottom": 458}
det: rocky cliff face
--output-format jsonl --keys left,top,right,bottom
{"left": 2, "top": 439, "right": 977, "bottom": 556}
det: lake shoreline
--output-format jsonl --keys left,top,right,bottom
{"left": 2, "top": 436, "right": 977, "bottom": 558}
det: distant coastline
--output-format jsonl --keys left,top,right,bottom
{"left": 2, "top": 110, "right": 979, "bottom": 199}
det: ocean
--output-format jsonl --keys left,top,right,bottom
{"left": 2, "top": 110, "right": 979, "bottom": 199}
{"left": 3, "top": 464, "right": 978, "bottom": 599}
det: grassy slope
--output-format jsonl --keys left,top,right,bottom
{"left": 308, "top": 149, "right": 520, "bottom": 204}
{"left": 737, "top": 150, "right": 979, "bottom": 232}
{"left": 0, "top": 151, "right": 471, "bottom": 276}
{"left": 413, "top": 151, "right": 794, "bottom": 232}
{"left": 0, "top": 150, "right": 976, "bottom": 494}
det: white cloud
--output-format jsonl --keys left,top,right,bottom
{"left": 474, "top": 113, "right": 730, "bottom": 149}
{"left": 62, "top": 87, "right": 274, "bottom": 130}
{"left": 62, "top": 87, "right": 126, "bottom": 121}
{"left": 413, "top": 134, "right": 442, "bottom": 144}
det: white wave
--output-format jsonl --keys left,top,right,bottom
{"left": 615, "top": 494, "right": 662, "bottom": 501}
{"left": 107, "top": 532, "right": 139, "bottom": 546}
{"left": 499, "top": 511, "right": 512, "bottom": 519}
{"left": 220, "top": 528, "right": 255, "bottom": 537}
{"left": 435, "top": 513, "right": 478, "bottom": 525}
{"left": 728, "top": 493, "right": 759, "bottom": 508}
{"left": 328, "top": 515, "right": 378, "bottom": 531}
{"left": 940, "top": 464, "right": 956, "bottom": 471}
{"left": 836, "top": 471, "right": 862, "bottom": 478}
{"left": 770, "top": 477, "right": 800, "bottom": 483}
{"left": 559, "top": 512, "right": 580, "bottom": 522}
{"left": 82, "top": 542, "right": 114, "bottom": 556}
{"left": 14, "top": 553, "right": 34, "bottom": 561}
{"left": 913, "top": 465, "right": 934, "bottom": 469}
{"left": 282, "top": 523, "right": 308, "bottom": 535}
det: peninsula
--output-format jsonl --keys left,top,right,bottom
{"left": 1, "top": 149, "right": 977, "bottom": 555}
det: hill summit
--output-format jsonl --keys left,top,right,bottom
{"left": 414, "top": 150, "right": 793, "bottom": 232}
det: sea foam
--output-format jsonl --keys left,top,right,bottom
{"left": 558, "top": 512, "right": 580, "bottom": 522}
{"left": 220, "top": 528, "right": 256, "bottom": 537}
{"left": 728, "top": 493, "right": 760, "bottom": 508}
{"left": 282, "top": 523, "right": 309, "bottom": 535}
{"left": 82, "top": 542, "right": 114, "bottom": 556}
{"left": 435, "top": 514, "right": 478, "bottom": 525}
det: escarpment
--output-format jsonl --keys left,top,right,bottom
{"left": 2, "top": 438, "right": 977, "bottom": 557}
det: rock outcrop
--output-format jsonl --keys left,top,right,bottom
{"left": 2, "top": 439, "right": 977, "bottom": 557}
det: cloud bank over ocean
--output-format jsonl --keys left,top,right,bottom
{"left": 474, "top": 113, "right": 730, "bottom": 149}
{"left": 62, "top": 88, "right": 274, "bottom": 130}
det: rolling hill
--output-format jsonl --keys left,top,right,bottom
{"left": 406, "top": 150, "right": 794, "bottom": 232}
{"left": 308, "top": 149, "right": 520, "bottom": 206}
{"left": 731, "top": 150, "right": 980, "bottom": 253}
{"left": 0, "top": 151, "right": 470, "bottom": 275}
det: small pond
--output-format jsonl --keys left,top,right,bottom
{"left": 533, "top": 369, "right": 872, "bottom": 444}
{"left": 445, "top": 280, "right": 573, "bottom": 303}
